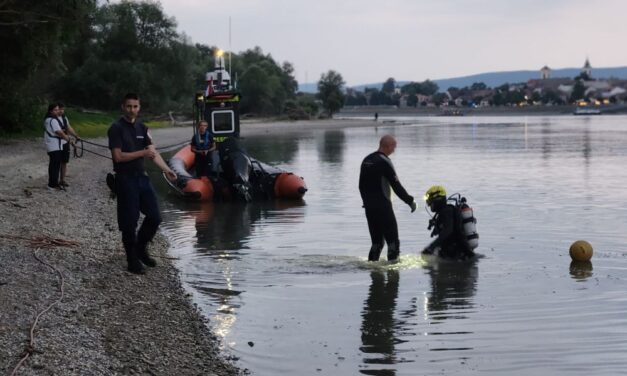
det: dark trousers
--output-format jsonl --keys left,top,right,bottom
{"left": 194, "top": 153, "right": 211, "bottom": 178}
{"left": 365, "top": 205, "right": 400, "bottom": 260}
{"left": 47, "top": 150, "right": 63, "bottom": 187}
{"left": 114, "top": 174, "right": 162, "bottom": 251}
{"left": 194, "top": 151, "right": 220, "bottom": 178}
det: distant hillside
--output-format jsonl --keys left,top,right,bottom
{"left": 298, "top": 66, "right": 627, "bottom": 93}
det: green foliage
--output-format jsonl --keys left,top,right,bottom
{"left": 570, "top": 80, "right": 586, "bottom": 102}
{"left": 470, "top": 82, "right": 487, "bottom": 91}
{"left": 57, "top": 1, "right": 193, "bottom": 112}
{"left": 317, "top": 71, "right": 345, "bottom": 116}
{"left": 1, "top": 1, "right": 299, "bottom": 134}
{"left": 401, "top": 79, "right": 439, "bottom": 96}
{"left": 233, "top": 47, "right": 297, "bottom": 115}
{"left": 0, "top": 0, "right": 97, "bottom": 133}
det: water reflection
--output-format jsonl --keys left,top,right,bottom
{"left": 360, "top": 270, "right": 400, "bottom": 375}
{"left": 188, "top": 200, "right": 306, "bottom": 252}
{"left": 318, "top": 130, "right": 346, "bottom": 164}
{"left": 241, "top": 135, "right": 300, "bottom": 164}
{"left": 541, "top": 121, "right": 551, "bottom": 161}
{"left": 569, "top": 260, "right": 593, "bottom": 281}
{"left": 424, "top": 258, "right": 478, "bottom": 322}
{"left": 176, "top": 199, "right": 307, "bottom": 341}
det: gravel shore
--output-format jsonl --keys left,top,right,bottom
{"left": 0, "top": 135, "right": 243, "bottom": 375}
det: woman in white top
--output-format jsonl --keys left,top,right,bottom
{"left": 44, "top": 103, "right": 70, "bottom": 190}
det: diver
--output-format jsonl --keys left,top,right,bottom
{"left": 359, "top": 135, "right": 416, "bottom": 262}
{"left": 422, "top": 185, "right": 475, "bottom": 260}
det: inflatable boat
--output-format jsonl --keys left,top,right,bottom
{"left": 164, "top": 50, "right": 307, "bottom": 202}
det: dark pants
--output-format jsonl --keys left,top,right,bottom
{"left": 61, "top": 143, "right": 70, "bottom": 163}
{"left": 47, "top": 150, "right": 63, "bottom": 187}
{"left": 365, "top": 205, "right": 400, "bottom": 261}
{"left": 114, "top": 174, "right": 162, "bottom": 252}
{"left": 194, "top": 153, "right": 210, "bottom": 178}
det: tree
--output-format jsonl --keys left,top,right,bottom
{"left": 58, "top": 1, "right": 187, "bottom": 110}
{"left": 382, "top": 77, "right": 396, "bottom": 94}
{"left": 570, "top": 80, "right": 586, "bottom": 103}
{"left": 432, "top": 92, "right": 449, "bottom": 106}
{"left": 401, "top": 79, "right": 438, "bottom": 96}
{"left": 317, "top": 70, "right": 345, "bottom": 116}
{"left": 0, "top": 0, "right": 97, "bottom": 132}
{"left": 231, "top": 46, "right": 297, "bottom": 115}
{"left": 407, "top": 94, "right": 418, "bottom": 107}
{"left": 421, "top": 79, "right": 439, "bottom": 95}
{"left": 470, "top": 82, "right": 487, "bottom": 91}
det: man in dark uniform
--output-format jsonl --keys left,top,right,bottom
{"left": 108, "top": 93, "right": 177, "bottom": 274}
{"left": 422, "top": 185, "right": 474, "bottom": 259}
{"left": 359, "top": 135, "right": 416, "bottom": 262}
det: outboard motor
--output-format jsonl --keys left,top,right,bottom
{"left": 219, "top": 138, "right": 253, "bottom": 201}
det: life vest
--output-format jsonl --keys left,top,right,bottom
{"left": 195, "top": 132, "right": 213, "bottom": 151}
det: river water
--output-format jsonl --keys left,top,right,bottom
{"left": 156, "top": 115, "right": 627, "bottom": 375}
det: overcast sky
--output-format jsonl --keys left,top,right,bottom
{"left": 156, "top": 0, "right": 627, "bottom": 86}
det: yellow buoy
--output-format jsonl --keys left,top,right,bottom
{"left": 569, "top": 240, "right": 593, "bottom": 261}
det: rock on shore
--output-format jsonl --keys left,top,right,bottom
{"left": 0, "top": 138, "right": 243, "bottom": 375}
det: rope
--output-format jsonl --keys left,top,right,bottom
{"left": 71, "top": 139, "right": 83, "bottom": 158}
{"left": 80, "top": 139, "right": 108, "bottom": 149}
{"left": 74, "top": 138, "right": 189, "bottom": 159}
{"left": 79, "top": 147, "right": 112, "bottom": 160}
{"left": 80, "top": 137, "right": 189, "bottom": 152}
{"left": 10, "top": 248, "right": 66, "bottom": 376}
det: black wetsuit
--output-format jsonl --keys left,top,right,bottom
{"left": 426, "top": 202, "right": 473, "bottom": 259}
{"left": 359, "top": 151, "right": 414, "bottom": 261}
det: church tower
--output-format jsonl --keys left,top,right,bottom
{"left": 582, "top": 58, "right": 592, "bottom": 77}
{"left": 540, "top": 65, "right": 551, "bottom": 79}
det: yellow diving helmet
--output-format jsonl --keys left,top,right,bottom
{"left": 424, "top": 185, "right": 447, "bottom": 204}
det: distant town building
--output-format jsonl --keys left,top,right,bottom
{"left": 540, "top": 65, "right": 551, "bottom": 79}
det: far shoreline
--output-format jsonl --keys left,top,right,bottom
{"left": 337, "top": 103, "right": 627, "bottom": 117}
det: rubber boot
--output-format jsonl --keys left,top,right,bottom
{"left": 136, "top": 218, "right": 159, "bottom": 267}
{"left": 368, "top": 244, "right": 383, "bottom": 261}
{"left": 122, "top": 231, "right": 145, "bottom": 274}
{"left": 387, "top": 240, "right": 400, "bottom": 262}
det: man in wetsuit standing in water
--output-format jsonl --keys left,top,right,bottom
{"left": 359, "top": 135, "right": 417, "bottom": 262}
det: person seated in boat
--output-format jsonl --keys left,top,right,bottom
{"left": 190, "top": 120, "right": 219, "bottom": 179}
{"left": 422, "top": 185, "right": 474, "bottom": 260}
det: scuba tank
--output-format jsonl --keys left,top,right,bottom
{"left": 448, "top": 194, "right": 479, "bottom": 250}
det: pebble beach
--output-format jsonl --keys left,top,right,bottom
{"left": 0, "top": 134, "right": 243, "bottom": 375}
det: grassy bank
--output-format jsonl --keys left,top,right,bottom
{"left": 68, "top": 109, "right": 172, "bottom": 138}
{"left": 1, "top": 108, "right": 171, "bottom": 140}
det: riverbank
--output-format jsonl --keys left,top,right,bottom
{"left": 0, "top": 136, "right": 243, "bottom": 375}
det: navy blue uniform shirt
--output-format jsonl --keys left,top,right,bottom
{"left": 108, "top": 117, "right": 152, "bottom": 174}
